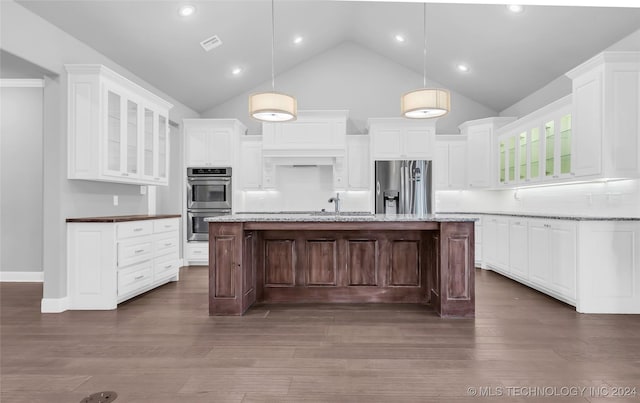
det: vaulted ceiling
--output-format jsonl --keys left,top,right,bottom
{"left": 15, "top": 0, "right": 640, "bottom": 113}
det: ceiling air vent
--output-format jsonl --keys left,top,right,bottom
{"left": 200, "top": 35, "right": 222, "bottom": 52}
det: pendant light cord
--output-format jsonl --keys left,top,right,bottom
{"left": 271, "top": 0, "right": 276, "bottom": 91}
{"left": 422, "top": 2, "right": 427, "bottom": 88}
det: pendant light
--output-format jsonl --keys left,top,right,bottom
{"left": 401, "top": 3, "right": 450, "bottom": 119}
{"left": 249, "top": 0, "right": 297, "bottom": 122}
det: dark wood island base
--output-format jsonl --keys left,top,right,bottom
{"left": 208, "top": 220, "right": 475, "bottom": 318}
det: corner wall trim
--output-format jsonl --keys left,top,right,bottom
{"left": 0, "top": 271, "right": 44, "bottom": 282}
{"left": 41, "top": 297, "right": 69, "bottom": 313}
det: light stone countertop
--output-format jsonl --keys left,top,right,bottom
{"left": 436, "top": 212, "right": 640, "bottom": 221}
{"left": 204, "top": 213, "right": 477, "bottom": 223}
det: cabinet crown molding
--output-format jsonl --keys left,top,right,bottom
{"left": 458, "top": 116, "right": 516, "bottom": 132}
{"left": 565, "top": 51, "right": 640, "bottom": 79}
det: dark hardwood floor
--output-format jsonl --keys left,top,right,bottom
{"left": 2, "top": 267, "right": 640, "bottom": 403}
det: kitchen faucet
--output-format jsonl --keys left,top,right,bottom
{"left": 328, "top": 192, "right": 341, "bottom": 214}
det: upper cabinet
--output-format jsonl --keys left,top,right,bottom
{"left": 66, "top": 64, "right": 173, "bottom": 186}
{"left": 239, "top": 136, "right": 263, "bottom": 190}
{"left": 459, "top": 117, "right": 516, "bottom": 189}
{"left": 346, "top": 135, "right": 370, "bottom": 190}
{"left": 262, "top": 110, "right": 347, "bottom": 154}
{"left": 368, "top": 118, "right": 436, "bottom": 160}
{"left": 566, "top": 51, "right": 640, "bottom": 179}
{"left": 495, "top": 95, "right": 572, "bottom": 187}
{"left": 434, "top": 135, "right": 467, "bottom": 190}
{"left": 184, "top": 119, "right": 246, "bottom": 168}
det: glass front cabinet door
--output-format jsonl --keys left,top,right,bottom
{"left": 496, "top": 95, "right": 572, "bottom": 187}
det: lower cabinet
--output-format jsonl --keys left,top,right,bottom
{"left": 185, "top": 242, "right": 209, "bottom": 265}
{"left": 508, "top": 219, "right": 528, "bottom": 281}
{"left": 67, "top": 217, "right": 180, "bottom": 310}
{"left": 483, "top": 215, "right": 509, "bottom": 273}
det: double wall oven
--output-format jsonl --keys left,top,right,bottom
{"left": 186, "top": 167, "right": 232, "bottom": 241}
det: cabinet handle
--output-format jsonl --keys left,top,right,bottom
{"left": 134, "top": 275, "right": 144, "bottom": 280}
{"left": 154, "top": 177, "right": 160, "bottom": 181}
{"left": 570, "top": 172, "right": 575, "bottom": 176}
{"left": 164, "top": 225, "right": 172, "bottom": 228}
{"left": 193, "top": 250, "right": 202, "bottom": 254}
{"left": 164, "top": 242, "right": 173, "bottom": 247}
{"left": 164, "top": 264, "right": 173, "bottom": 269}
{"left": 121, "top": 173, "right": 129, "bottom": 177}
{"left": 133, "top": 228, "right": 143, "bottom": 232}
{"left": 134, "top": 249, "right": 145, "bottom": 254}
{"left": 553, "top": 175, "right": 559, "bottom": 179}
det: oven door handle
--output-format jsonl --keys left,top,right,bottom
{"left": 187, "top": 178, "right": 231, "bottom": 184}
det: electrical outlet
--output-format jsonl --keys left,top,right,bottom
{"left": 113, "top": 195, "right": 119, "bottom": 206}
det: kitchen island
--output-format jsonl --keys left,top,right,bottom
{"left": 205, "top": 214, "right": 476, "bottom": 318}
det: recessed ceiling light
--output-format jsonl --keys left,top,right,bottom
{"left": 457, "top": 64, "right": 470, "bottom": 73}
{"left": 231, "top": 67, "right": 243, "bottom": 76}
{"left": 507, "top": 4, "right": 524, "bottom": 13}
{"left": 395, "top": 34, "right": 405, "bottom": 43}
{"left": 178, "top": 5, "right": 196, "bottom": 17}
{"left": 293, "top": 36, "right": 303, "bottom": 45}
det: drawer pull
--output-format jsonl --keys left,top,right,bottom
{"left": 164, "top": 264, "right": 173, "bottom": 269}
{"left": 121, "top": 173, "right": 129, "bottom": 177}
{"left": 193, "top": 250, "right": 202, "bottom": 254}
{"left": 134, "top": 275, "right": 144, "bottom": 280}
{"left": 133, "top": 228, "right": 144, "bottom": 232}
{"left": 164, "top": 225, "right": 172, "bottom": 228}
{"left": 134, "top": 249, "right": 145, "bottom": 254}
{"left": 164, "top": 242, "right": 173, "bottom": 247}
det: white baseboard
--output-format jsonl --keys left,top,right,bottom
{"left": 0, "top": 271, "right": 44, "bottom": 282}
{"left": 178, "top": 258, "right": 185, "bottom": 267}
{"left": 41, "top": 296, "right": 69, "bottom": 313}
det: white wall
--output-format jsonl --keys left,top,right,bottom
{"left": 236, "top": 166, "right": 371, "bottom": 212}
{"left": 0, "top": 86, "right": 43, "bottom": 272}
{"left": 1, "top": 1, "right": 199, "bottom": 300}
{"left": 202, "top": 41, "right": 497, "bottom": 135}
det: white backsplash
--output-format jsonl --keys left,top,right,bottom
{"left": 436, "top": 179, "right": 640, "bottom": 217}
{"left": 236, "top": 165, "right": 372, "bottom": 212}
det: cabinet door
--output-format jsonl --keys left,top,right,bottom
{"left": 495, "top": 217, "right": 510, "bottom": 270}
{"left": 404, "top": 127, "right": 434, "bottom": 159}
{"left": 156, "top": 114, "right": 169, "bottom": 182}
{"left": 549, "top": 221, "right": 576, "bottom": 300}
{"left": 347, "top": 135, "right": 370, "bottom": 189}
{"left": 141, "top": 107, "right": 155, "bottom": 179}
{"left": 466, "top": 126, "right": 492, "bottom": 188}
{"left": 509, "top": 220, "right": 528, "bottom": 280}
{"left": 434, "top": 143, "right": 449, "bottom": 189}
{"left": 104, "top": 88, "right": 125, "bottom": 178}
{"left": 209, "top": 223, "right": 243, "bottom": 315}
{"left": 125, "top": 98, "right": 140, "bottom": 177}
{"left": 528, "top": 220, "right": 551, "bottom": 287}
{"left": 483, "top": 217, "right": 497, "bottom": 266}
{"left": 371, "top": 128, "right": 403, "bottom": 159}
{"left": 186, "top": 129, "right": 211, "bottom": 166}
{"left": 209, "top": 128, "right": 233, "bottom": 166}
{"left": 240, "top": 140, "right": 262, "bottom": 189}
{"left": 448, "top": 142, "right": 467, "bottom": 189}
{"left": 571, "top": 72, "right": 602, "bottom": 177}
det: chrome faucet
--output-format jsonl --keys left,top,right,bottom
{"left": 328, "top": 192, "right": 341, "bottom": 214}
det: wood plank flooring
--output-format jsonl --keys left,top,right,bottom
{"left": 2, "top": 267, "right": 640, "bottom": 402}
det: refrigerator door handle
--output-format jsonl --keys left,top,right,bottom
{"left": 400, "top": 163, "right": 406, "bottom": 214}
{"left": 376, "top": 181, "right": 380, "bottom": 195}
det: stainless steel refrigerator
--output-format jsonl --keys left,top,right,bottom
{"left": 374, "top": 160, "right": 433, "bottom": 216}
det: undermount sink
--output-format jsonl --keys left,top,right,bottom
{"left": 310, "top": 211, "right": 375, "bottom": 216}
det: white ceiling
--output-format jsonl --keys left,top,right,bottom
{"left": 15, "top": 0, "right": 640, "bottom": 113}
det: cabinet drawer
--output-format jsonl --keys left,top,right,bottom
{"left": 155, "top": 235, "right": 179, "bottom": 256}
{"left": 154, "top": 256, "right": 179, "bottom": 280}
{"left": 117, "top": 221, "right": 153, "bottom": 239}
{"left": 118, "top": 239, "right": 153, "bottom": 267}
{"left": 154, "top": 218, "right": 179, "bottom": 233}
{"left": 186, "top": 243, "right": 208, "bottom": 261}
{"left": 118, "top": 262, "right": 153, "bottom": 297}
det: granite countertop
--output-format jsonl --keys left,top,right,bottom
{"left": 205, "top": 213, "right": 477, "bottom": 223}
{"left": 436, "top": 211, "right": 640, "bottom": 221}
{"left": 66, "top": 214, "right": 181, "bottom": 223}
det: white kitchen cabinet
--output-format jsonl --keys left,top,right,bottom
{"left": 368, "top": 118, "right": 436, "bottom": 160}
{"left": 239, "top": 137, "right": 263, "bottom": 189}
{"left": 459, "top": 117, "right": 516, "bottom": 189}
{"left": 262, "top": 110, "right": 348, "bottom": 152}
{"left": 483, "top": 215, "right": 509, "bottom": 273}
{"left": 496, "top": 95, "right": 573, "bottom": 187}
{"left": 566, "top": 51, "right": 640, "bottom": 179}
{"left": 67, "top": 217, "right": 180, "bottom": 310}
{"left": 527, "top": 219, "right": 576, "bottom": 304}
{"left": 184, "top": 119, "right": 246, "bottom": 168}
{"left": 66, "top": 64, "right": 173, "bottom": 186}
{"left": 346, "top": 135, "right": 370, "bottom": 190}
{"left": 508, "top": 219, "right": 528, "bottom": 281}
{"left": 434, "top": 135, "right": 467, "bottom": 190}
{"left": 185, "top": 242, "right": 209, "bottom": 265}
{"left": 474, "top": 217, "right": 483, "bottom": 267}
